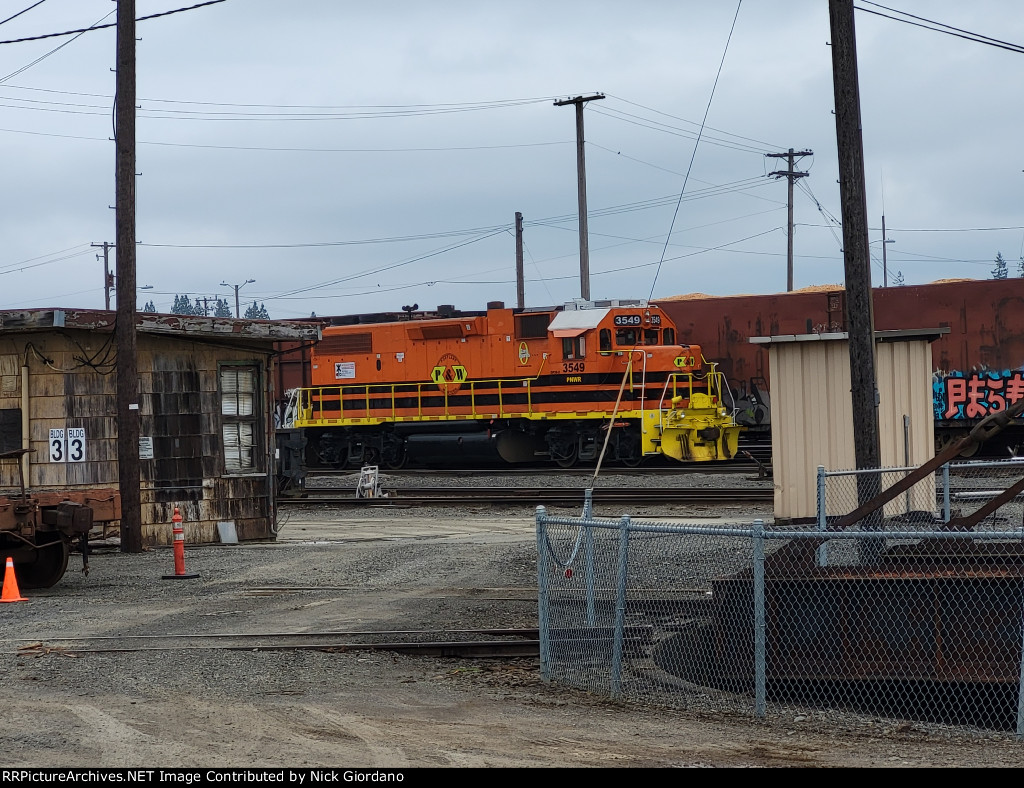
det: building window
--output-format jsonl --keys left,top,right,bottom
{"left": 221, "top": 365, "right": 260, "bottom": 473}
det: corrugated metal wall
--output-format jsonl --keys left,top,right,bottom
{"left": 764, "top": 335, "right": 935, "bottom": 522}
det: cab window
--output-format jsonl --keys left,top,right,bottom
{"left": 562, "top": 336, "right": 585, "bottom": 360}
{"left": 599, "top": 329, "right": 612, "bottom": 352}
{"left": 615, "top": 328, "right": 637, "bottom": 346}
{"left": 644, "top": 328, "right": 659, "bottom": 346}
{"left": 663, "top": 327, "right": 675, "bottom": 345}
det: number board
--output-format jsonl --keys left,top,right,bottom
{"left": 613, "top": 314, "right": 661, "bottom": 327}
{"left": 67, "top": 427, "right": 86, "bottom": 462}
{"left": 49, "top": 427, "right": 87, "bottom": 462}
{"left": 49, "top": 428, "right": 65, "bottom": 462}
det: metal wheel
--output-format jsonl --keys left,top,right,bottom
{"left": 18, "top": 538, "right": 70, "bottom": 589}
{"left": 553, "top": 442, "right": 579, "bottom": 469}
{"left": 616, "top": 430, "right": 644, "bottom": 467}
{"left": 382, "top": 437, "right": 408, "bottom": 470}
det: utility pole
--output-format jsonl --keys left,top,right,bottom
{"left": 766, "top": 149, "right": 812, "bottom": 292}
{"left": 514, "top": 211, "right": 525, "bottom": 309}
{"left": 554, "top": 93, "right": 604, "bottom": 301}
{"left": 829, "top": 0, "right": 882, "bottom": 561}
{"left": 881, "top": 214, "right": 894, "bottom": 287}
{"left": 221, "top": 279, "right": 255, "bottom": 318}
{"left": 92, "top": 241, "right": 115, "bottom": 310}
{"left": 114, "top": 0, "right": 142, "bottom": 554}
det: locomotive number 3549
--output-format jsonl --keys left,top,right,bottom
{"left": 613, "top": 314, "right": 661, "bottom": 327}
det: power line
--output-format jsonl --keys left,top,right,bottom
{"left": 601, "top": 93, "right": 786, "bottom": 151}
{"left": 589, "top": 105, "right": 771, "bottom": 155}
{"left": 0, "top": 0, "right": 227, "bottom": 45}
{"left": 0, "top": 2, "right": 47, "bottom": 28}
{"left": 0, "top": 7, "right": 115, "bottom": 83}
{"left": 0, "top": 83, "right": 559, "bottom": 113}
{"left": 856, "top": 2, "right": 1024, "bottom": 55}
{"left": 135, "top": 179, "right": 776, "bottom": 251}
{"left": 648, "top": 0, "right": 744, "bottom": 301}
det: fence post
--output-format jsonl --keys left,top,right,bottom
{"left": 584, "top": 525, "right": 596, "bottom": 627}
{"left": 535, "top": 506, "right": 551, "bottom": 683}
{"left": 1017, "top": 591, "right": 1024, "bottom": 737}
{"left": 816, "top": 466, "right": 828, "bottom": 567}
{"left": 942, "top": 462, "right": 951, "bottom": 523}
{"left": 582, "top": 485, "right": 596, "bottom": 626}
{"left": 753, "top": 518, "right": 766, "bottom": 718}
{"left": 610, "top": 514, "right": 631, "bottom": 699}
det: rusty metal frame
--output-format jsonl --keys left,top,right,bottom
{"left": 831, "top": 397, "right": 1024, "bottom": 532}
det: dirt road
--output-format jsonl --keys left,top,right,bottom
{"left": 2, "top": 507, "right": 1023, "bottom": 768}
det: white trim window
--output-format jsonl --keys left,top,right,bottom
{"left": 221, "top": 365, "right": 259, "bottom": 473}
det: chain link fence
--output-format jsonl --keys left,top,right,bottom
{"left": 536, "top": 460, "right": 1024, "bottom": 736}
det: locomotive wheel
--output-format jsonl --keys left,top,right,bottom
{"left": 18, "top": 538, "right": 70, "bottom": 589}
{"left": 553, "top": 442, "right": 579, "bottom": 469}
{"left": 616, "top": 431, "right": 644, "bottom": 467}
{"left": 619, "top": 453, "right": 644, "bottom": 468}
{"left": 382, "top": 438, "right": 407, "bottom": 470}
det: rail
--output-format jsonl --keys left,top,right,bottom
{"left": 7, "top": 628, "right": 541, "bottom": 658}
{"left": 283, "top": 485, "right": 773, "bottom": 507}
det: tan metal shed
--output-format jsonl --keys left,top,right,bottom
{"left": 750, "top": 328, "right": 947, "bottom": 523}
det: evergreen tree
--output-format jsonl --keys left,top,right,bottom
{"left": 214, "top": 299, "right": 232, "bottom": 318}
{"left": 893, "top": 270, "right": 905, "bottom": 286}
{"left": 172, "top": 294, "right": 199, "bottom": 315}
{"left": 992, "top": 252, "right": 1008, "bottom": 280}
{"left": 1018, "top": 255, "right": 1024, "bottom": 277}
{"left": 142, "top": 300, "right": 156, "bottom": 312}
{"left": 243, "top": 300, "right": 271, "bottom": 319}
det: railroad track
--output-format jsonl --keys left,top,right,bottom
{"left": 282, "top": 486, "right": 774, "bottom": 507}
{"left": 305, "top": 461, "right": 766, "bottom": 477}
{"left": 7, "top": 628, "right": 542, "bottom": 658}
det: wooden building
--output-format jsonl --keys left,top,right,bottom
{"left": 0, "top": 309, "right": 320, "bottom": 546}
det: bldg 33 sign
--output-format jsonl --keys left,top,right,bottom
{"left": 48, "top": 427, "right": 86, "bottom": 463}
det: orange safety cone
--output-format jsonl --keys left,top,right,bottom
{"left": 0, "top": 556, "right": 27, "bottom": 603}
{"left": 162, "top": 506, "right": 199, "bottom": 580}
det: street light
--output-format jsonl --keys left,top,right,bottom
{"left": 220, "top": 279, "right": 255, "bottom": 318}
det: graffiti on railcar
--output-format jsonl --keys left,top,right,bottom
{"left": 934, "top": 369, "right": 1024, "bottom": 421}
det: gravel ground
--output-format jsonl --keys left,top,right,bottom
{"left": 3, "top": 468, "right": 1024, "bottom": 768}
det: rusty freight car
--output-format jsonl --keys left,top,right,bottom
{"left": 657, "top": 278, "right": 1024, "bottom": 454}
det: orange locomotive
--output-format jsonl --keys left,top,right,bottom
{"left": 289, "top": 299, "right": 741, "bottom": 468}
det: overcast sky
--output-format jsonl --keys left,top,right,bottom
{"left": 0, "top": 0, "right": 1022, "bottom": 318}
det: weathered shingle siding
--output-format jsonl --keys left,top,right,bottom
{"left": 0, "top": 329, "right": 278, "bottom": 546}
